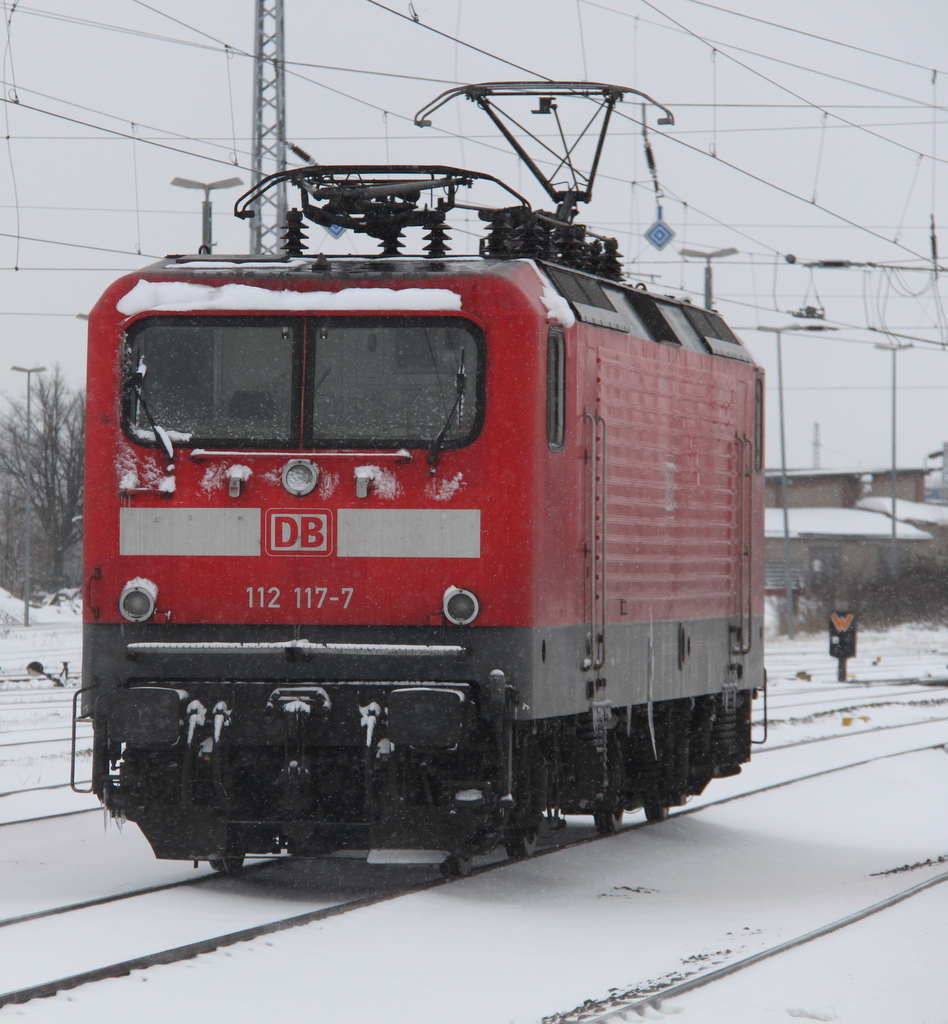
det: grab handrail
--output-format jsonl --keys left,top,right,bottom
{"left": 70, "top": 686, "right": 96, "bottom": 794}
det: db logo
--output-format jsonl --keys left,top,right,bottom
{"left": 265, "top": 509, "right": 332, "bottom": 556}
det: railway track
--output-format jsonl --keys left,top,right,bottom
{"left": 763, "top": 684, "right": 948, "bottom": 714}
{"left": 1, "top": 726, "right": 944, "bottom": 1010}
{"left": 0, "top": 692, "right": 941, "bottom": 821}
{"left": 560, "top": 867, "right": 948, "bottom": 1023}
{"left": 0, "top": 735, "right": 89, "bottom": 750}
{"left": 0, "top": 664, "right": 943, "bottom": 1010}
{"left": 0, "top": 709, "right": 937, "bottom": 820}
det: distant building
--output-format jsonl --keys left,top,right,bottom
{"left": 765, "top": 467, "right": 926, "bottom": 509}
{"left": 764, "top": 468, "right": 934, "bottom": 599}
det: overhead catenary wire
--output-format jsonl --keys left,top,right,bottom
{"left": 19, "top": 0, "right": 948, "bottom": 112}
{"left": 0, "top": 78, "right": 254, "bottom": 160}
{"left": 8, "top": 116, "right": 948, "bottom": 141}
{"left": 350, "top": 0, "right": 948, "bottom": 272}
{"left": 612, "top": 108, "right": 947, "bottom": 269}
{"left": 12, "top": 0, "right": 932, "bottom": 284}
{"left": 0, "top": 228, "right": 158, "bottom": 258}
{"left": 0, "top": 0, "right": 943, "bottom": 353}
{"left": 583, "top": 2, "right": 948, "bottom": 114}
{"left": 673, "top": 0, "right": 947, "bottom": 76}
{"left": 362, "top": 0, "right": 549, "bottom": 80}
{"left": 0, "top": 92, "right": 253, "bottom": 171}
{"left": 632, "top": 0, "right": 948, "bottom": 167}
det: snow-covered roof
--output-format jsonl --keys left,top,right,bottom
{"left": 764, "top": 507, "right": 932, "bottom": 541}
{"left": 116, "top": 280, "right": 463, "bottom": 317}
{"left": 764, "top": 467, "right": 924, "bottom": 479}
{"left": 857, "top": 496, "right": 948, "bottom": 526}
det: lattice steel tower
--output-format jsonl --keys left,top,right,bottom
{"left": 250, "top": 0, "right": 287, "bottom": 254}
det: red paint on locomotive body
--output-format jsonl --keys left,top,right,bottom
{"left": 84, "top": 258, "right": 762, "bottom": 636}
{"left": 86, "top": 264, "right": 536, "bottom": 629}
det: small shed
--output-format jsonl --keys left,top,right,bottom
{"left": 764, "top": 506, "right": 933, "bottom": 593}
{"left": 857, "top": 496, "right": 948, "bottom": 562}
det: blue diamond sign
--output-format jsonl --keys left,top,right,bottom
{"left": 326, "top": 223, "right": 346, "bottom": 239}
{"left": 644, "top": 218, "right": 675, "bottom": 250}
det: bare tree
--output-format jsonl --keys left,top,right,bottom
{"left": 0, "top": 368, "right": 84, "bottom": 592}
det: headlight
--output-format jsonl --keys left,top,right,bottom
{"left": 119, "top": 579, "right": 157, "bottom": 622}
{"left": 443, "top": 586, "right": 479, "bottom": 625}
{"left": 282, "top": 459, "right": 319, "bottom": 497}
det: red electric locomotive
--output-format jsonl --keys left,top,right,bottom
{"left": 80, "top": 84, "right": 764, "bottom": 873}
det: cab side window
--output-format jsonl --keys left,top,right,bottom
{"left": 547, "top": 327, "right": 566, "bottom": 451}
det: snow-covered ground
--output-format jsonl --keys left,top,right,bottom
{"left": 0, "top": 622, "right": 94, "bottom": 824}
{"left": 0, "top": 620, "right": 945, "bottom": 1022}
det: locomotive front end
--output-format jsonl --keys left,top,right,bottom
{"left": 82, "top": 259, "right": 542, "bottom": 870}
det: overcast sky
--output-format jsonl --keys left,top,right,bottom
{"left": 1, "top": 0, "right": 947, "bottom": 473}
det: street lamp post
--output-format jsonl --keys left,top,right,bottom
{"left": 11, "top": 365, "right": 46, "bottom": 627}
{"left": 171, "top": 176, "right": 244, "bottom": 253}
{"left": 756, "top": 325, "right": 837, "bottom": 637}
{"left": 680, "top": 246, "right": 738, "bottom": 309}
{"left": 874, "top": 341, "right": 913, "bottom": 575}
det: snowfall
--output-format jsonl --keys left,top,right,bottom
{"left": 0, "top": 596, "right": 946, "bottom": 1023}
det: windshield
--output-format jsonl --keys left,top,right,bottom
{"left": 125, "top": 314, "right": 482, "bottom": 450}
{"left": 127, "top": 317, "right": 300, "bottom": 446}
{"left": 309, "top": 317, "right": 480, "bottom": 447}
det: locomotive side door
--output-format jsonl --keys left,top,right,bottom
{"left": 583, "top": 346, "right": 606, "bottom": 679}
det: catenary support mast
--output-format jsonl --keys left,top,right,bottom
{"left": 250, "top": 0, "right": 286, "bottom": 254}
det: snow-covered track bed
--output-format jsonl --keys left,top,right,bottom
{"left": 754, "top": 668, "right": 948, "bottom": 751}
{"left": 559, "top": 866, "right": 948, "bottom": 1023}
{"left": 0, "top": 654, "right": 93, "bottom": 822}
{"left": 0, "top": 833, "right": 454, "bottom": 1010}
{"left": 2, "top": 718, "right": 946, "bottom": 1016}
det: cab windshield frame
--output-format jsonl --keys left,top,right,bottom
{"left": 122, "top": 311, "right": 486, "bottom": 452}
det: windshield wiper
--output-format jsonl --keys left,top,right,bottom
{"left": 130, "top": 361, "right": 175, "bottom": 463}
{"left": 427, "top": 348, "right": 466, "bottom": 473}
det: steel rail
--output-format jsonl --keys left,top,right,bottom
{"left": 755, "top": 713, "right": 948, "bottom": 754}
{"left": 0, "top": 722, "right": 90, "bottom": 737}
{"left": 578, "top": 867, "right": 948, "bottom": 1023}
{"left": 0, "top": 734, "right": 87, "bottom": 749}
{"left": 1, "top": 709, "right": 942, "bottom": 824}
{"left": 0, "top": 874, "right": 449, "bottom": 1008}
{"left": 0, "top": 808, "right": 98, "bottom": 829}
{"left": 0, "top": 860, "right": 279, "bottom": 932}
{"left": 760, "top": 687, "right": 948, "bottom": 713}
{"left": 0, "top": 739, "right": 943, "bottom": 1009}
{"left": 765, "top": 675, "right": 948, "bottom": 698}
{"left": 0, "top": 780, "right": 91, "bottom": 800}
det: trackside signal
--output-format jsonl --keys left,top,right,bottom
{"left": 829, "top": 611, "right": 857, "bottom": 681}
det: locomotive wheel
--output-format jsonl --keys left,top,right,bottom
{"left": 503, "top": 828, "right": 539, "bottom": 859}
{"left": 440, "top": 853, "right": 474, "bottom": 878}
{"left": 209, "top": 853, "right": 245, "bottom": 874}
{"left": 644, "top": 804, "right": 669, "bottom": 823}
{"left": 593, "top": 809, "right": 624, "bottom": 835}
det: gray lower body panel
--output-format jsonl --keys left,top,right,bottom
{"left": 83, "top": 615, "right": 763, "bottom": 720}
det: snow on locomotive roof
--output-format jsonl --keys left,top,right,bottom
{"left": 113, "top": 257, "right": 752, "bottom": 364}
{"left": 530, "top": 264, "right": 576, "bottom": 328}
{"left": 115, "top": 280, "right": 463, "bottom": 317}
